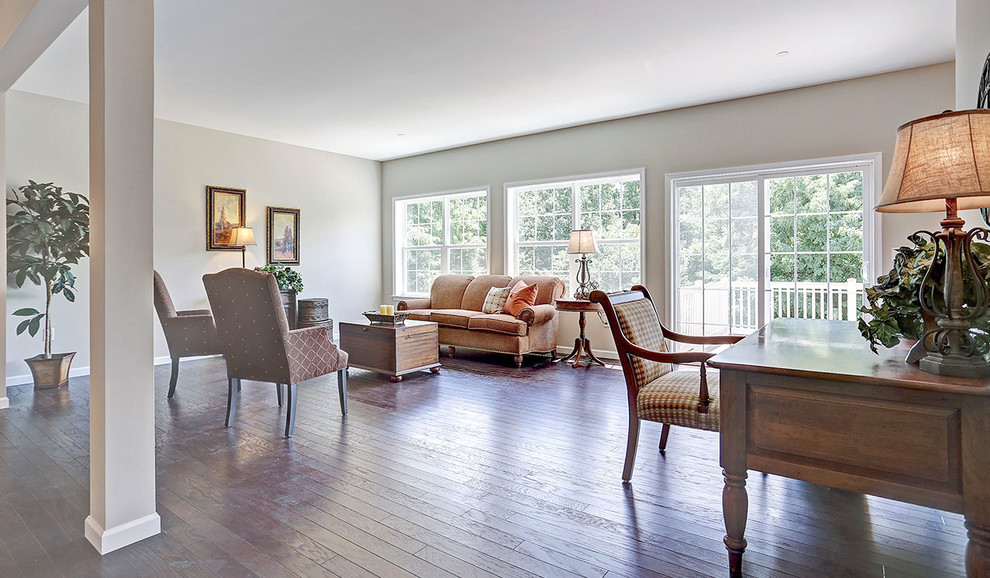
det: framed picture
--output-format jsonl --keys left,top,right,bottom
{"left": 206, "top": 186, "right": 246, "bottom": 251}
{"left": 267, "top": 206, "right": 300, "bottom": 265}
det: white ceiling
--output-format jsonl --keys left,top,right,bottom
{"left": 11, "top": 0, "right": 955, "bottom": 161}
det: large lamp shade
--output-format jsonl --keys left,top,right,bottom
{"left": 876, "top": 109, "right": 990, "bottom": 213}
{"left": 227, "top": 226, "right": 257, "bottom": 247}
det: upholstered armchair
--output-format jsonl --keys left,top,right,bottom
{"left": 591, "top": 285, "right": 743, "bottom": 481}
{"left": 153, "top": 270, "right": 223, "bottom": 399}
{"left": 203, "top": 268, "right": 348, "bottom": 437}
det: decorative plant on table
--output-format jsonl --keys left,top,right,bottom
{"left": 255, "top": 265, "right": 303, "bottom": 327}
{"left": 7, "top": 181, "right": 90, "bottom": 388}
{"left": 858, "top": 233, "right": 990, "bottom": 359}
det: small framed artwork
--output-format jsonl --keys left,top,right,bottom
{"left": 206, "top": 186, "right": 246, "bottom": 250}
{"left": 267, "top": 206, "right": 300, "bottom": 265}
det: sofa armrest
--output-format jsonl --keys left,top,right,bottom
{"left": 397, "top": 298, "right": 431, "bottom": 311}
{"left": 516, "top": 304, "right": 556, "bottom": 326}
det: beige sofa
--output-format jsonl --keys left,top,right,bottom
{"left": 397, "top": 274, "right": 565, "bottom": 367}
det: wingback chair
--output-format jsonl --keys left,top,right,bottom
{"left": 203, "top": 268, "right": 348, "bottom": 437}
{"left": 153, "top": 270, "right": 223, "bottom": 399}
{"left": 590, "top": 285, "right": 743, "bottom": 481}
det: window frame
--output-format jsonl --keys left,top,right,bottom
{"left": 393, "top": 186, "right": 491, "bottom": 297}
{"left": 505, "top": 168, "right": 646, "bottom": 294}
{"left": 664, "top": 153, "right": 882, "bottom": 331}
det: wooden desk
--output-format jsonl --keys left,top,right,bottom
{"left": 708, "top": 319, "right": 990, "bottom": 577}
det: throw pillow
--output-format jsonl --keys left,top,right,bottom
{"left": 504, "top": 281, "right": 539, "bottom": 317}
{"left": 481, "top": 286, "right": 512, "bottom": 314}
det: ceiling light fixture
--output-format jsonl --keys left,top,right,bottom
{"left": 776, "top": 50, "right": 790, "bottom": 57}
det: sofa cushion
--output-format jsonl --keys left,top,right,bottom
{"left": 430, "top": 309, "right": 482, "bottom": 328}
{"left": 467, "top": 313, "right": 528, "bottom": 336}
{"left": 504, "top": 281, "right": 539, "bottom": 316}
{"left": 481, "top": 286, "right": 512, "bottom": 314}
{"left": 400, "top": 309, "right": 432, "bottom": 322}
{"left": 431, "top": 275, "right": 475, "bottom": 309}
{"left": 461, "top": 275, "right": 512, "bottom": 311}
{"left": 508, "top": 276, "right": 565, "bottom": 306}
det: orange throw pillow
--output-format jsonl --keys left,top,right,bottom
{"left": 504, "top": 281, "right": 538, "bottom": 316}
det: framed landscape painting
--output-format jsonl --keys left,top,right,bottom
{"left": 267, "top": 206, "right": 300, "bottom": 265}
{"left": 206, "top": 186, "right": 246, "bottom": 250}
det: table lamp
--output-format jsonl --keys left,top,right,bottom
{"left": 227, "top": 226, "right": 256, "bottom": 268}
{"left": 876, "top": 109, "right": 990, "bottom": 377}
{"left": 567, "top": 229, "right": 599, "bottom": 300}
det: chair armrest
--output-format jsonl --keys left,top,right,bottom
{"left": 397, "top": 298, "right": 431, "bottom": 311}
{"left": 662, "top": 329, "right": 744, "bottom": 345}
{"left": 515, "top": 304, "right": 556, "bottom": 326}
{"left": 625, "top": 340, "right": 715, "bottom": 365}
{"left": 176, "top": 309, "right": 212, "bottom": 317}
{"left": 284, "top": 326, "right": 348, "bottom": 384}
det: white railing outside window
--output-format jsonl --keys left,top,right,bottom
{"left": 666, "top": 155, "right": 881, "bottom": 335}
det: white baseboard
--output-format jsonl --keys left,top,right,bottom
{"left": 555, "top": 345, "right": 618, "bottom": 362}
{"left": 6, "top": 354, "right": 224, "bottom": 387}
{"left": 85, "top": 512, "right": 161, "bottom": 555}
{"left": 0, "top": 395, "right": 8, "bottom": 409}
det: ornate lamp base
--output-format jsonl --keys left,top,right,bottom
{"left": 919, "top": 351, "right": 990, "bottom": 377}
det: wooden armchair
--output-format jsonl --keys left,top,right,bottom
{"left": 154, "top": 270, "right": 223, "bottom": 398}
{"left": 203, "top": 268, "right": 348, "bottom": 437}
{"left": 590, "top": 285, "right": 743, "bottom": 481}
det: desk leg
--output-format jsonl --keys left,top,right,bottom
{"left": 723, "top": 469, "right": 748, "bottom": 575}
{"left": 964, "top": 399, "right": 990, "bottom": 577}
{"left": 966, "top": 522, "right": 990, "bottom": 576}
{"left": 720, "top": 369, "right": 748, "bottom": 576}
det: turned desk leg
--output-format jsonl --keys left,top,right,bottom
{"left": 723, "top": 468, "right": 748, "bottom": 575}
{"left": 720, "top": 369, "right": 748, "bottom": 576}
{"left": 966, "top": 522, "right": 990, "bottom": 576}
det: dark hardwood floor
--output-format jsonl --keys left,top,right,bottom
{"left": 0, "top": 351, "right": 967, "bottom": 577}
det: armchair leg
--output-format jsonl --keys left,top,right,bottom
{"left": 276, "top": 383, "right": 283, "bottom": 407}
{"left": 622, "top": 417, "right": 641, "bottom": 482}
{"left": 337, "top": 369, "right": 348, "bottom": 415}
{"left": 447, "top": 346, "right": 455, "bottom": 358}
{"left": 659, "top": 423, "right": 671, "bottom": 453}
{"left": 225, "top": 378, "right": 239, "bottom": 427}
{"left": 167, "top": 358, "right": 180, "bottom": 399}
{"left": 513, "top": 354, "right": 523, "bottom": 368}
{"left": 284, "top": 383, "right": 298, "bottom": 437}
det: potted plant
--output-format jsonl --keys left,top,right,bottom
{"left": 858, "top": 233, "right": 990, "bottom": 360}
{"left": 7, "top": 181, "right": 90, "bottom": 388}
{"left": 255, "top": 265, "right": 303, "bottom": 328}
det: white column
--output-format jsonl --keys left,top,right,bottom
{"left": 0, "top": 91, "right": 8, "bottom": 410}
{"left": 85, "top": 0, "right": 159, "bottom": 555}
{"left": 956, "top": 0, "right": 990, "bottom": 110}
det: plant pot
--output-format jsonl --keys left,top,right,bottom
{"left": 25, "top": 352, "right": 76, "bottom": 389}
{"left": 280, "top": 290, "right": 298, "bottom": 329}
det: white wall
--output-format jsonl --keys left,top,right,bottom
{"left": 5, "top": 90, "right": 383, "bottom": 382}
{"left": 382, "top": 63, "right": 955, "bottom": 354}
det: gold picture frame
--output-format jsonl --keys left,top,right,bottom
{"left": 267, "top": 206, "right": 300, "bottom": 265}
{"left": 206, "top": 186, "right": 246, "bottom": 251}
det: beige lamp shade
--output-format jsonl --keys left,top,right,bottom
{"left": 227, "top": 226, "right": 257, "bottom": 246}
{"left": 567, "top": 229, "right": 599, "bottom": 254}
{"left": 877, "top": 109, "right": 990, "bottom": 213}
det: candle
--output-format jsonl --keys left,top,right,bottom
{"left": 386, "top": 305, "right": 394, "bottom": 315}
{"left": 379, "top": 304, "right": 388, "bottom": 315}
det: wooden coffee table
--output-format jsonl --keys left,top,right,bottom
{"left": 338, "top": 320, "right": 441, "bottom": 382}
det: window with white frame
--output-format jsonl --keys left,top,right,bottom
{"left": 668, "top": 155, "right": 880, "bottom": 336}
{"left": 395, "top": 189, "right": 488, "bottom": 295}
{"left": 507, "top": 171, "right": 643, "bottom": 295}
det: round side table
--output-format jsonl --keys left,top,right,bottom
{"left": 555, "top": 298, "right": 606, "bottom": 368}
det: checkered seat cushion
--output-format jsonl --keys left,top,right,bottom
{"left": 637, "top": 369, "right": 719, "bottom": 432}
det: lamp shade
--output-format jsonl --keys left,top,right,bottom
{"left": 227, "top": 226, "right": 256, "bottom": 246}
{"left": 876, "top": 109, "right": 990, "bottom": 213}
{"left": 567, "top": 229, "right": 598, "bottom": 254}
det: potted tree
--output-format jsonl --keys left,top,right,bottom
{"left": 7, "top": 181, "right": 90, "bottom": 388}
{"left": 858, "top": 233, "right": 990, "bottom": 359}
{"left": 255, "top": 265, "right": 303, "bottom": 328}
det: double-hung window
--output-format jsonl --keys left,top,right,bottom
{"left": 507, "top": 171, "right": 643, "bottom": 295}
{"left": 394, "top": 189, "right": 488, "bottom": 295}
{"left": 668, "top": 154, "right": 881, "bottom": 336}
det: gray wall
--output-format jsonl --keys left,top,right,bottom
{"left": 5, "top": 89, "right": 383, "bottom": 382}
{"left": 382, "top": 63, "right": 954, "bottom": 354}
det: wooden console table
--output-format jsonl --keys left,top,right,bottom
{"left": 709, "top": 319, "right": 990, "bottom": 577}
{"left": 339, "top": 320, "right": 440, "bottom": 382}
